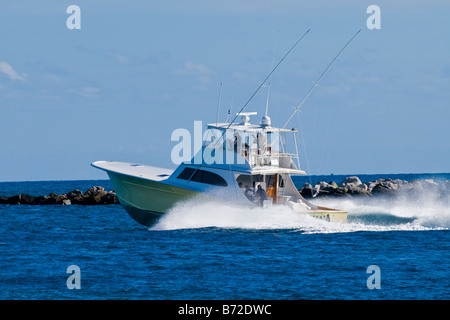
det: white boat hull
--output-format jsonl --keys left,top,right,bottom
{"left": 93, "top": 161, "right": 347, "bottom": 227}
{"left": 105, "top": 170, "right": 199, "bottom": 226}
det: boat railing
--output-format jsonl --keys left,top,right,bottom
{"left": 248, "top": 151, "right": 298, "bottom": 169}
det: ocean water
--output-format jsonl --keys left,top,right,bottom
{"left": 0, "top": 174, "right": 449, "bottom": 300}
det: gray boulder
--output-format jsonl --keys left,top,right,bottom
{"left": 334, "top": 186, "right": 349, "bottom": 197}
{"left": 300, "top": 182, "right": 314, "bottom": 198}
{"left": 7, "top": 195, "right": 21, "bottom": 205}
{"left": 20, "top": 194, "right": 36, "bottom": 205}
{"left": 371, "top": 179, "right": 399, "bottom": 196}
{"left": 67, "top": 189, "right": 82, "bottom": 198}
{"left": 342, "top": 176, "right": 363, "bottom": 189}
{"left": 347, "top": 185, "right": 371, "bottom": 196}
{"left": 100, "top": 191, "right": 119, "bottom": 204}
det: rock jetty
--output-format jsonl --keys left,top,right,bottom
{"left": 0, "top": 186, "right": 119, "bottom": 205}
{"left": 299, "top": 176, "right": 450, "bottom": 199}
{"left": 1, "top": 177, "right": 448, "bottom": 205}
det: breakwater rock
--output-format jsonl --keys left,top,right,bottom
{"left": 299, "top": 176, "right": 450, "bottom": 199}
{"left": 0, "top": 186, "right": 119, "bottom": 205}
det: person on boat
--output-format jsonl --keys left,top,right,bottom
{"left": 255, "top": 185, "right": 267, "bottom": 207}
{"left": 233, "top": 134, "right": 243, "bottom": 152}
{"left": 256, "top": 132, "right": 267, "bottom": 154}
{"left": 244, "top": 185, "right": 255, "bottom": 202}
{"left": 251, "top": 132, "right": 267, "bottom": 165}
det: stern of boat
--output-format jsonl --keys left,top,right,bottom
{"left": 307, "top": 207, "right": 348, "bottom": 223}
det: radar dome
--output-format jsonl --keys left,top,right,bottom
{"left": 260, "top": 115, "right": 271, "bottom": 128}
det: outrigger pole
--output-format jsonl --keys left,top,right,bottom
{"left": 225, "top": 28, "right": 311, "bottom": 130}
{"left": 282, "top": 29, "right": 361, "bottom": 129}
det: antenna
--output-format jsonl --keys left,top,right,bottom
{"left": 265, "top": 35, "right": 278, "bottom": 118}
{"left": 265, "top": 82, "right": 271, "bottom": 117}
{"left": 283, "top": 29, "right": 361, "bottom": 129}
{"left": 225, "top": 108, "right": 231, "bottom": 123}
{"left": 225, "top": 28, "right": 310, "bottom": 130}
{"left": 215, "top": 81, "right": 223, "bottom": 126}
{"left": 209, "top": 29, "right": 310, "bottom": 153}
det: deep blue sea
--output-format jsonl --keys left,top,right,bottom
{"left": 0, "top": 173, "right": 449, "bottom": 300}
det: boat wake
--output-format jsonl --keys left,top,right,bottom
{"left": 150, "top": 190, "right": 450, "bottom": 233}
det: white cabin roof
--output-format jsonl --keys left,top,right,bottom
{"left": 92, "top": 161, "right": 173, "bottom": 181}
{"left": 207, "top": 122, "right": 296, "bottom": 133}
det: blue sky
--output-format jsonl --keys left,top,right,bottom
{"left": 0, "top": 1, "right": 449, "bottom": 181}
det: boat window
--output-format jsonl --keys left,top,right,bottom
{"left": 191, "top": 170, "right": 228, "bottom": 187}
{"left": 177, "top": 167, "right": 196, "bottom": 180}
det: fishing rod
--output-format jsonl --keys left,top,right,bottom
{"left": 225, "top": 28, "right": 311, "bottom": 130}
{"left": 206, "top": 29, "right": 311, "bottom": 157}
{"left": 215, "top": 81, "right": 223, "bottom": 126}
{"left": 282, "top": 29, "right": 361, "bottom": 129}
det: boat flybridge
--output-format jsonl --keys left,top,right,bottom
{"left": 92, "top": 112, "right": 347, "bottom": 227}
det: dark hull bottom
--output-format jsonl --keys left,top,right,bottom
{"left": 121, "top": 204, "right": 164, "bottom": 227}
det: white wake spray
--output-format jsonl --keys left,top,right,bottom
{"left": 315, "top": 184, "right": 450, "bottom": 230}
{"left": 150, "top": 187, "right": 449, "bottom": 233}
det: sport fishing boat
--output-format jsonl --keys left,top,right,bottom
{"left": 92, "top": 30, "right": 359, "bottom": 227}
{"left": 92, "top": 112, "right": 347, "bottom": 226}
